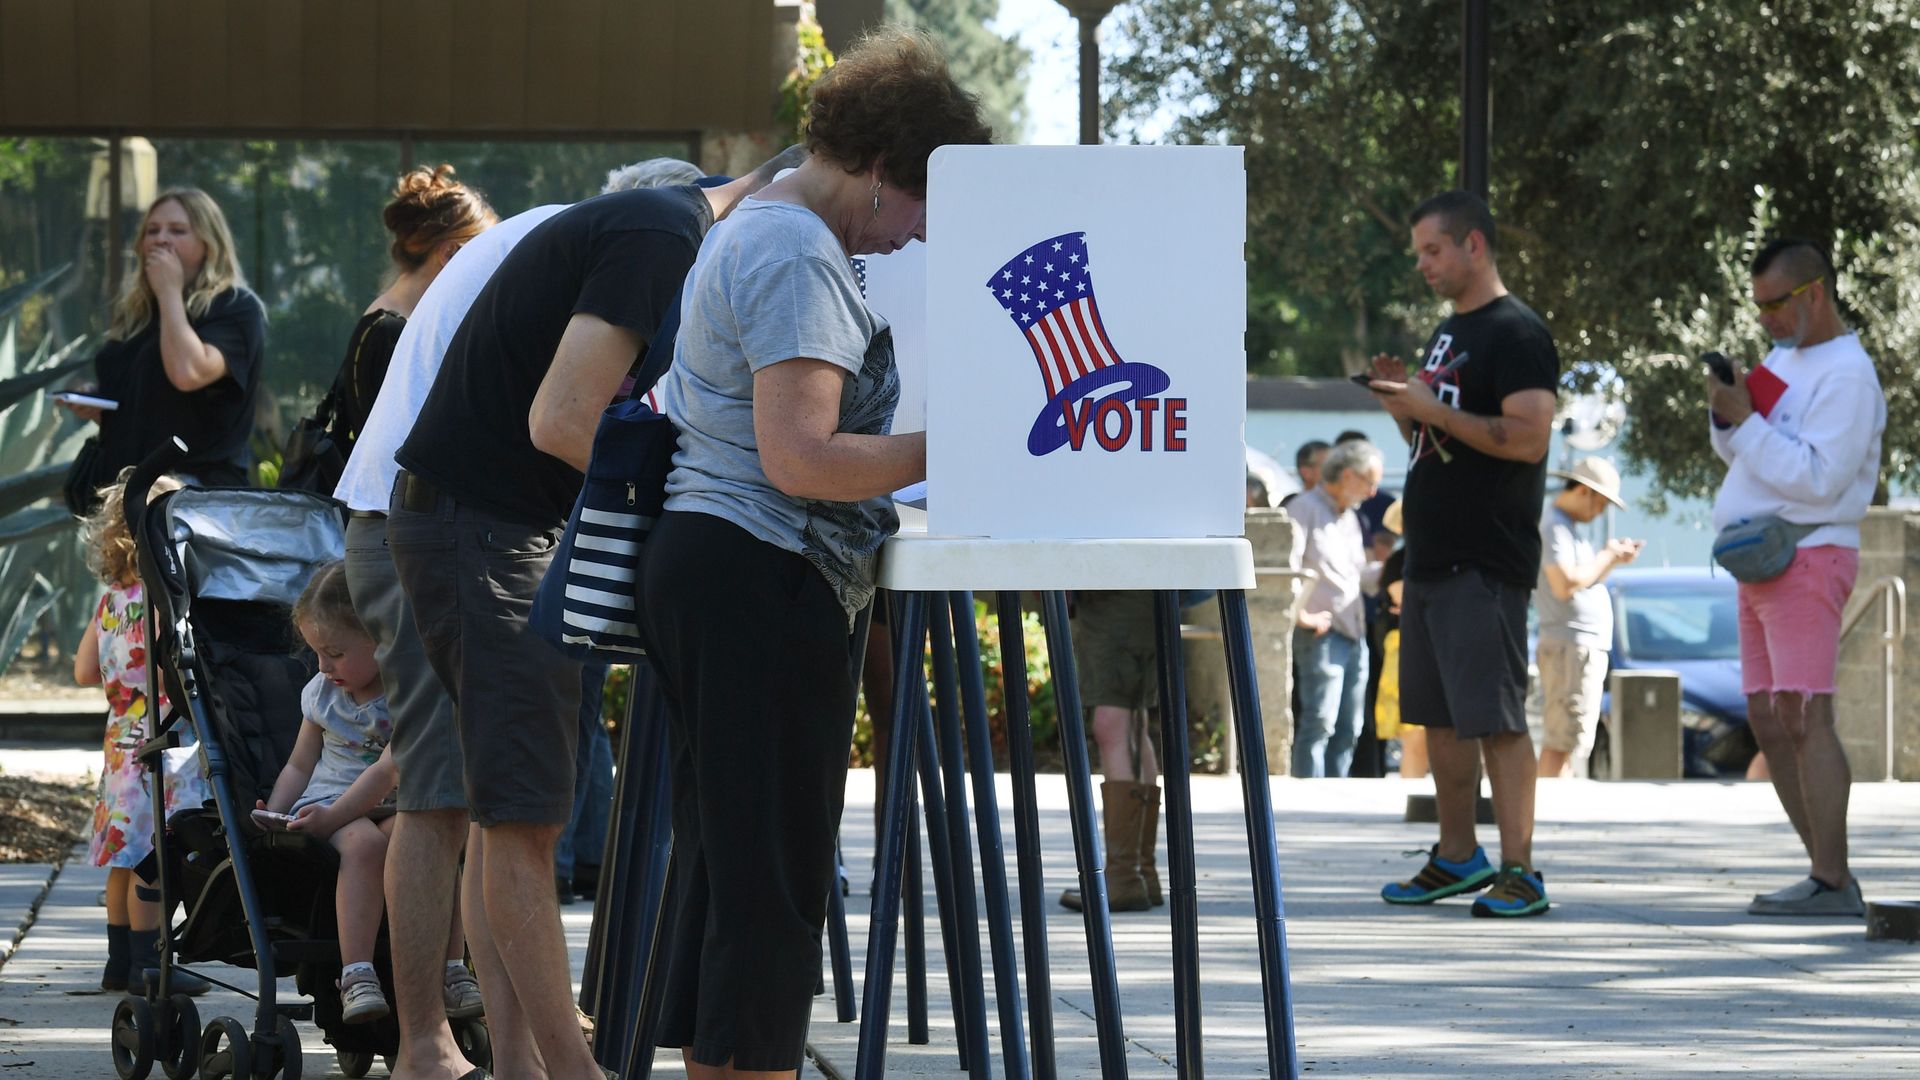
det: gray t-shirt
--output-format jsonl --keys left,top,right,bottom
{"left": 1535, "top": 504, "right": 1612, "bottom": 648}
{"left": 292, "top": 674, "right": 393, "bottom": 813}
{"left": 661, "top": 196, "right": 901, "bottom": 621}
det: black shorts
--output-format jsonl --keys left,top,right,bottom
{"left": 1398, "top": 565, "right": 1530, "bottom": 740}
{"left": 387, "top": 474, "right": 582, "bottom": 827}
{"left": 638, "top": 510, "right": 860, "bottom": 1071}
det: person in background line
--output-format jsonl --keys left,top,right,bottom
{"left": 1288, "top": 439, "right": 1384, "bottom": 778}
{"left": 1711, "top": 237, "right": 1885, "bottom": 918}
{"left": 1367, "top": 189, "right": 1559, "bottom": 919}
{"left": 1280, "top": 439, "right": 1330, "bottom": 509}
{"left": 58, "top": 188, "right": 266, "bottom": 503}
{"left": 1536, "top": 457, "right": 1642, "bottom": 779}
{"left": 1372, "top": 500, "right": 1423, "bottom": 777}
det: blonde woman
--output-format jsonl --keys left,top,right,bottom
{"left": 59, "top": 188, "right": 266, "bottom": 503}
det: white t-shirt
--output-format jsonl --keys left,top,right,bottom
{"left": 332, "top": 204, "right": 567, "bottom": 512}
{"left": 1708, "top": 332, "right": 1885, "bottom": 550}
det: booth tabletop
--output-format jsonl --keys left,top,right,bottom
{"left": 877, "top": 526, "right": 1256, "bottom": 592}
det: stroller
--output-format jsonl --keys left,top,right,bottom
{"left": 107, "top": 442, "right": 490, "bottom": 1080}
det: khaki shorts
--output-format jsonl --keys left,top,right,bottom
{"left": 1537, "top": 637, "right": 1609, "bottom": 757}
{"left": 1070, "top": 590, "right": 1160, "bottom": 712}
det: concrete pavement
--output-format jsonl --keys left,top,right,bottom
{"left": 0, "top": 742, "right": 1915, "bottom": 1077}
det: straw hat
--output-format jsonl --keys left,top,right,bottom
{"left": 1549, "top": 456, "right": 1627, "bottom": 509}
{"left": 1381, "top": 498, "right": 1403, "bottom": 536}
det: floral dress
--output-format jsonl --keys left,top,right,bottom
{"left": 87, "top": 582, "right": 212, "bottom": 868}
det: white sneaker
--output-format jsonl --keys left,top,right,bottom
{"left": 340, "top": 968, "right": 391, "bottom": 1023}
{"left": 1749, "top": 877, "right": 1864, "bottom": 917}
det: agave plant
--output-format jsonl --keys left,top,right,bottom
{"left": 0, "top": 263, "right": 95, "bottom": 677}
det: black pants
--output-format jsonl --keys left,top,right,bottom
{"left": 638, "top": 510, "right": 859, "bottom": 1071}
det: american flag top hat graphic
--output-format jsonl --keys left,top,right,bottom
{"left": 986, "top": 231, "right": 1172, "bottom": 455}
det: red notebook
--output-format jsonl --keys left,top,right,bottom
{"left": 1747, "top": 364, "right": 1789, "bottom": 419}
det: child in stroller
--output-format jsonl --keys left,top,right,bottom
{"left": 254, "top": 560, "right": 398, "bottom": 1024}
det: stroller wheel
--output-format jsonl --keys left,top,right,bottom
{"left": 110, "top": 996, "right": 156, "bottom": 1080}
{"left": 158, "top": 994, "right": 201, "bottom": 1079}
{"left": 197, "top": 1017, "right": 250, "bottom": 1080}
{"left": 336, "top": 1048, "right": 374, "bottom": 1078}
{"left": 267, "top": 1014, "right": 304, "bottom": 1079}
{"left": 453, "top": 1015, "right": 492, "bottom": 1071}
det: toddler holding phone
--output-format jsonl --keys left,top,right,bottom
{"left": 256, "top": 561, "right": 398, "bottom": 1023}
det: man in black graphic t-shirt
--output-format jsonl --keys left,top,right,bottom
{"left": 1362, "top": 190, "right": 1559, "bottom": 919}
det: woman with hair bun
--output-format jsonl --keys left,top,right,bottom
{"left": 58, "top": 188, "right": 267, "bottom": 502}
{"left": 335, "top": 165, "right": 497, "bottom": 452}
{"left": 638, "top": 26, "right": 992, "bottom": 1076}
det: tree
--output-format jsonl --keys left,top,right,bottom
{"left": 886, "top": 0, "right": 1033, "bottom": 142}
{"left": 1104, "top": 0, "right": 1920, "bottom": 502}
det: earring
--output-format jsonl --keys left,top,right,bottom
{"left": 871, "top": 181, "right": 882, "bottom": 216}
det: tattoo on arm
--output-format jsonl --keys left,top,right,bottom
{"left": 1487, "top": 417, "right": 1509, "bottom": 446}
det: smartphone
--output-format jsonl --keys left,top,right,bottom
{"left": 250, "top": 808, "right": 295, "bottom": 831}
{"left": 1701, "top": 351, "right": 1735, "bottom": 385}
{"left": 1349, "top": 372, "right": 1379, "bottom": 390}
{"left": 50, "top": 390, "right": 120, "bottom": 411}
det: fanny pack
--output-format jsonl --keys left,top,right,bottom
{"left": 1710, "top": 516, "right": 1820, "bottom": 583}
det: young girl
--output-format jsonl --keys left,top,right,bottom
{"left": 75, "top": 468, "right": 213, "bottom": 995}
{"left": 255, "top": 561, "right": 399, "bottom": 1023}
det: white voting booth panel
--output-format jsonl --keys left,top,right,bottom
{"left": 917, "top": 145, "right": 1246, "bottom": 541}
{"left": 860, "top": 243, "right": 927, "bottom": 436}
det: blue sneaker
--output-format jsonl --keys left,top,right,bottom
{"left": 1381, "top": 845, "right": 1497, "bottom": 905}
{"left": 1470, "top": 862, "right": 1550, "bottom": 918}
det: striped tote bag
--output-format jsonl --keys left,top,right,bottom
{"left": 530, "top": 398, "right": 676, "bottom": 661}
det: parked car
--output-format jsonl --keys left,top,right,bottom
{"left": 1591, "top": 567, "right": 1753, "bottom": 778}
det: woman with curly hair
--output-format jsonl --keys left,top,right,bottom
{"left": 334, "top": 164, "right": 496, "bottom": 459}
{"left": 637, "top": 26, "right": 992, "bottom": 1077}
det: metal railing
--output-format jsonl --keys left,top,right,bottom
{"left": 1840, "top": 576, "right": 1907, "bottom": 779}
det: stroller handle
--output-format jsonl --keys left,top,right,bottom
{"left": 122, "top": 436, "right": 190, "bottom": 540}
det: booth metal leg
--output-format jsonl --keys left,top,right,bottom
{"left": 1153, "top": 592, "right": 1207, "bottom": 1076}
{"left": 1217, "top": 590, "right": 1300, "bottom": 1080}
{"left": 994, "top": 591, "right": 1058, "bottom": 1080}
{"left": 925, "top": 599, "right": 990, "bottom": 1068}
{"left": 827, "top": 841, "right": 856, "bottom": 1023}
{"left": 905, "top": 795, "right": 930, "bottom": 1044}
{"left": 620, "top": 854, "right": 678, "bottom": 1080}
{"left": 1039, "top": 590, "right": 1130, "bottom": 1078}
{"left": 591, "top": 665, "right": 676, "bottom": 1074}
{"left": 939, "top": 592, "right": 1030, "bottom": 1079}
{"left": 855, "top": 592, "right": 931, "bottom": 1078}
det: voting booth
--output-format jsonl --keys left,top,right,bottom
{"left": 586, "top": 146, "right": 1297, "bottom": 1080}
{"left": 850, "top": 145, "right": 1297, "bottom": 1080}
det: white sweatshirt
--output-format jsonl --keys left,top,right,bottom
{"left": 1709, "top": 332, "right": 1885, "bottom": 550}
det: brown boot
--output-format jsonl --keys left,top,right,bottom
{"left": 1138, "top": 784, "right": 1163, "bottom": 907}
{"left": 1060, "top": 781, "right": 1152, "bottom": 912}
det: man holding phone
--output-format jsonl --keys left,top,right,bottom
{"left": 1536, "top": 457, "right": 1642, "bottom": 779}
{"left": 1709, "top": 237, "right": 1885, "bottom": 917}
{"left": 1363, "top": 190, "right": 1559, "bottom": 919}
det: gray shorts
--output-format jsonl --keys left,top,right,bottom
{"left": 387, "top": 475, "right": 582, "bottom": 827}
{"left": 1399, "top": 565, "right": 1530, "bottom": 740}
{"left": 344, "top": 514, "right": 467, "bottom": 812}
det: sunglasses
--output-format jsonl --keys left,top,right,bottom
{"left": 1753, "top": 277, "right": 1819, "bottom": 314}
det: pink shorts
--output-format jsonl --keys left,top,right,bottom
{"left": 1737, "top": 544, "right": 1859, "bottom": 697}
